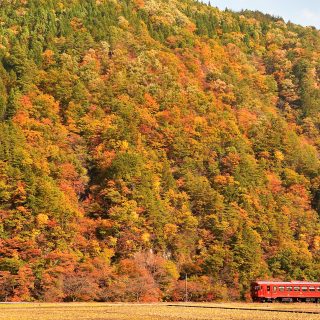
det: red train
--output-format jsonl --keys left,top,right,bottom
{"left": 251, "top": 281, "right": 320, "bottom": 302}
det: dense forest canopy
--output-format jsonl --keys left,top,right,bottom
{"left": 1, "top": 0, "right": 320, "bottom": 302}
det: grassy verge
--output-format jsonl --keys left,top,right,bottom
{"left": 1, "top": 302, "right": 320, "bottom": 320}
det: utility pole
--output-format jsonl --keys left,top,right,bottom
{"left": 185, "top": 273, "right": 188, "bottom": 302}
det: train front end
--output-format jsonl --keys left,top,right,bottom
{"left": 251, "top": 282, "right": 264, "bottom": 302}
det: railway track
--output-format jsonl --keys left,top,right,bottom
{"left": 167, "top": 304, "right": 320, "bottom": 315}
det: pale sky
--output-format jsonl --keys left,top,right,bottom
{"left": 204, "top": 1, "right": 320, "bottom": 29}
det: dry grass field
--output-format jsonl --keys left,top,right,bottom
{"left": 2, "top": 303, "right": 320, "bottom": 320}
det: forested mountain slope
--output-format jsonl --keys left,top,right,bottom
{"left": 1, "top": 0, "right": 320, "bottom": 301}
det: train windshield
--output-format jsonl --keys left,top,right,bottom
{"left": 254, "top": 286, "right": 261, "bottom": 291}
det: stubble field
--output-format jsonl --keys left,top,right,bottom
{"left": 2, "top": 303, "right": 320, "bottom": 320}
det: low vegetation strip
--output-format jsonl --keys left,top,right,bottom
{"left": 1, "top": 303, "right": 320, "bottom": 320}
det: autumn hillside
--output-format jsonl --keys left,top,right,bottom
{"left": 1, "top": 0, "right": 320, "bottom": 302}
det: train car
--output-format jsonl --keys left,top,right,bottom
{"left": 251, "top": 281, "right": 320, "bottom": 302}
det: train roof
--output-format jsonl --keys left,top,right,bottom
{"left": 253, "top": 281, "right": 320, "bottom": 285}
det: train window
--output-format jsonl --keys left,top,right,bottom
{"left": 254, "top": 286, "right": 260, "bottom": 291}
{"left": 317, "top": 287, "right": 320, "bottom": 291}
{"left": 279, "top": 286, "right": 285, "bottom": 292}
{"left": 294, "top": 286, "right": 300, "bottom": 291}
{"left": 302, "top": 286, "right": 308, "bottom": 292}
{"left": 273, "top": 286, "right": 277, "bottom": 292}
{"left": 286, "top": 286, "right": 293, "bottom": 291}
{"left": 310, "top": 287, "right": 315, "bottom": 292}
{"left": 267, "top": 286, "right": 270, "bottom": 291}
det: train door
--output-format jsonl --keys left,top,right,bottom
{"left": 265, "top": 285, "right": 271, "bottom": 300}
{"left": 272, "top": 285, "right": 277, "bottom": 300}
